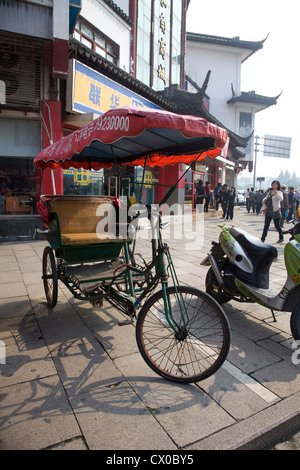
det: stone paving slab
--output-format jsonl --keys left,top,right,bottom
{"left": 0, "top": 377, "right": 82, "bottom": 450}
{"left": 70, "top": 385, "right": 177, "bottom": 451}
{"left": 0, "top": 208, "right": 300, "bottom": 450}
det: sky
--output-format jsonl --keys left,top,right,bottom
{"left": 186, "top": 0, "right": 299, "bottom": 181}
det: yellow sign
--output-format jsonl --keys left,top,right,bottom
{"left": 64, "top": 168, "right": 103, "bottom": 186}
{"left": 74, "top": 169, "right": 90, "bottom": 186}
{"left": 69, "top": 60, "right": 161, "bottom": 115}
{"left": 74, "top": 71, "right": 132, "bottom": 114}
{"left": 136, "top": 171, "right": 159, "bottom": 188}
{"left": 195, "top": 163, "right": 206, "bottom": 173}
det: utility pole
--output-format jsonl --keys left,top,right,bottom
{"left": 253, "top": 135, "right": 259, "bottom": 190}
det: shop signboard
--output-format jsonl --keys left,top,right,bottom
{"left": 67, "top": 59, "right": 162, "bottom": 115}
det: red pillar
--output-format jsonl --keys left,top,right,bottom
{"left": 156, "top": 164, "right": 184, "bottom": 207}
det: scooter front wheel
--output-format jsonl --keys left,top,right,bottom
{"left": 290, "top": 304, "right": 300, "bottom": 340}
{"left": 206, "top": 267, "right": 231, "bottom": 304}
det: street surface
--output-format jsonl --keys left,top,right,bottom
{"left": 0, "top": 205, "right": 300, "bottom": 450}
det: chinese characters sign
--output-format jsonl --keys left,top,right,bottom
{"left": 67, "top": 60, "right": 162, "bottom": 115}
{"left": 157, "top": 0, "right": 168, "bottom": 85}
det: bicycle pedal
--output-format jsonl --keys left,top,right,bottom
{"left": 118, "top": 320, "right": 133, "bottom": 326}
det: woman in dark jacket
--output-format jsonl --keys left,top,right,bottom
{"left": 204, "top": 181, "right": 211, "bottom": 212}
{"left": 226, "top": 187, "right": 236, "bottom": 220}
{"left": 195, "top": 180, "right": 205, "bottom": 212}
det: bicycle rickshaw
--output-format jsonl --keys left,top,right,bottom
{"left": 34, "top": 106, "right": 230, "bottom": 384}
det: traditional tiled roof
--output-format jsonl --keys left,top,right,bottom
{"left": 186, "top": 32, "right": 267, "bottom": 62}
{"left": 159, "top": 82, "right": 251, "bottom": 160}
{"left": 227, "top": 88, "right": 282, "bottom": 109}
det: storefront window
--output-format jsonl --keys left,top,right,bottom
{"left": 63, "top": 168, "right": 104, "bottom": 195}
{"left": 0, "top": 157, "right": 41, "bottom": 215}
{"left": 0, "top": 118, "right": 42, "bottom": 216}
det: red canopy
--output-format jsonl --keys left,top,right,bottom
{"left": 34, "top": 106, "right": 228, "bottom": 170}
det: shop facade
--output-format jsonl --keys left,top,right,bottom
{"left": 0, "top": 0, "right": 76, "bottom": 240}
{"left": 1, "top": 1, "right": 241, "bottom": 240}
{"left": 0, "top": 30, "right": 45, "bottom": 240}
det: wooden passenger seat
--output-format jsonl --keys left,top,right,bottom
{"left": 50, "top": 196, "right": 122, "bottom": 246}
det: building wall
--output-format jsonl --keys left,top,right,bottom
{"left": 81, "top": 0, "right": 131, "bottom": 72}
{"left": 0, "top": 0, "right": 53, "bottom": 39}
{"left": 186, "top": 41, "right": 244, "bottom": 132}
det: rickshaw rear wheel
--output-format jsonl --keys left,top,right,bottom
{"left": 42, "top": 246, "right": 58, "bottom": 308}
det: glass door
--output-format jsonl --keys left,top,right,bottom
{"left": 193, "top": 172, "right": 205, "bottom": 209}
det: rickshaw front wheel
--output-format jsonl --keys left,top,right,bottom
{"left": 42, "top": 246, "right": 58, "bottom": 308}
{"left": 136, "top": 286, "right": 230, "bottom": 384}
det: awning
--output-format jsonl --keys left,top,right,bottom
{"left": 34, "top": 106, "right": 228, "bottom": 171}
{"left": 69, "top": 0, "right": 82, "bottom": 34}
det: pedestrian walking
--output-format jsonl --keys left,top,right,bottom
{"left": 195, "top": 179, "right": 205, "bottom": 212}
{"left": 220, "top": 184, "right": 230, "bottom": 218}
{"left": 244, "top": 188, "right": 250, "bottom": 212}
{"left": 287, "top": 187, "right": 296, "bottom": 222}
{"left": 214, "top": 182, "right": 222, "bottom": 209}
{"left": 280, "top": 184, "right": 289, "bottom": 227}
{"left": 248, "top": 188, "right": 255, "bottom": 213}
{"left": 216, "top": 183, "right": 224, "bottom": 210}
{"left": 226, "top": 186, "right": 236, "bottom": 220}
{"left": 295, "top": 189, "right": 300, "bottom": 213}
{"left": 261, "top": 180, "right": 284, "bottom": 244}
{"left": 204, "top": 181, "right": 211, "bottom": 212}
{"left": 255, "top": 190, "right": 264, "bottom": 215}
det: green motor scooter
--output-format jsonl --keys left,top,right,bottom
{"left": 201, "top": 222, "right": 300, "bottom": 340}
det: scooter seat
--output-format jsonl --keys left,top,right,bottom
{"left": 230, "top": 227, "right": 278, "bottom": 289}
{"left": 230, "top": 227, "right": 278, "bottom": 257}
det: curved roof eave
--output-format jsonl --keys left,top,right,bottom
{"left": 159, "top": 84, "right": 252, "bottom": 151}
{"left": 187, "top": 32, "right": 267, "bottom": 51}
{"left": 227, "top": 88, "right": 283, "bottom": 108}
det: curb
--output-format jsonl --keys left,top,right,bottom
{"left": 185, "top": 391, "right": 300, "bottom": 450}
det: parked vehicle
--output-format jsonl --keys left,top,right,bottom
{"left": 34, "top": 106, "right": 231, "bottom": 384}
{"left": 236, "top": 191, "right": 245, "bottom": 205}
{"left": 201, "top": 222, "right": 300, "bottom": 340}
